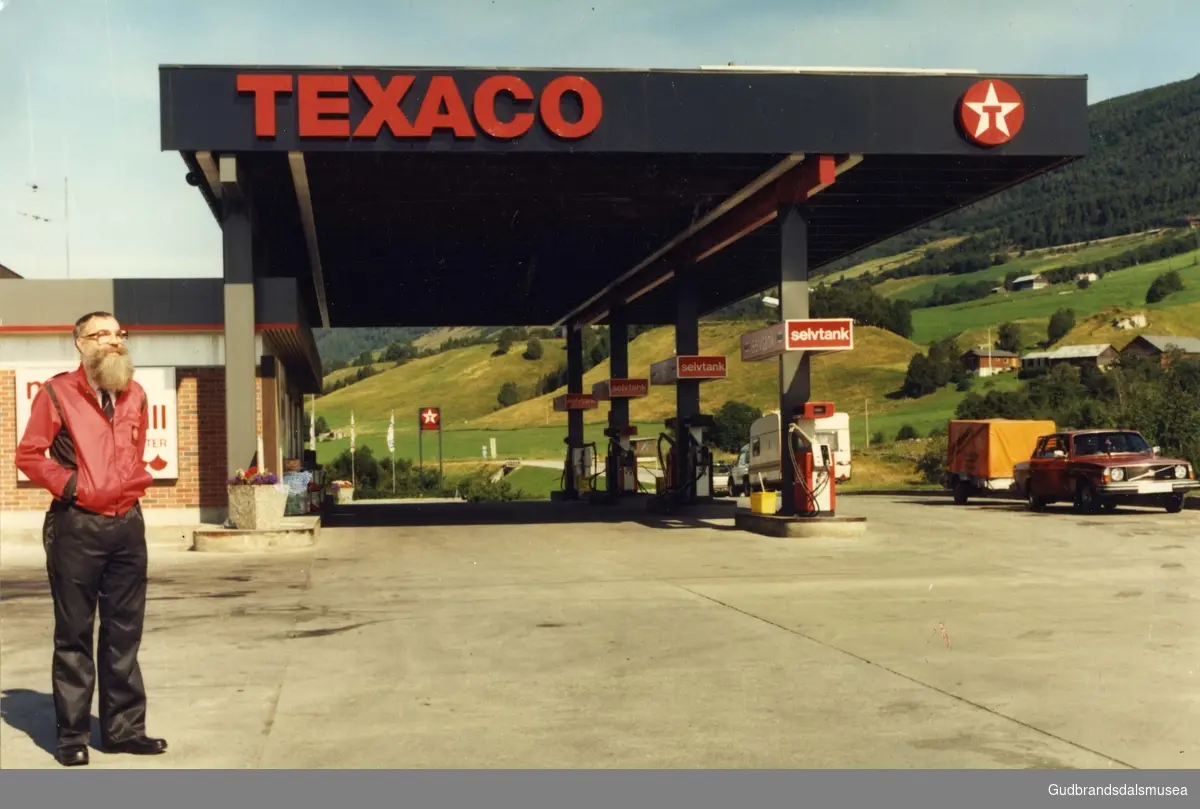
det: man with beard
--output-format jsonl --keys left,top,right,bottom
{"left": 16, "top": 311, "right": 168, "bottom": 767}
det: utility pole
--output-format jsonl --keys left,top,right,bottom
{"left": 864, "top": 397, "right": 870, "bottom": 447}
{"left": 63, "top": 176, "right": 71, "bottom": 277}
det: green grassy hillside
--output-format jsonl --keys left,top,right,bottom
{"left": 311, "top": 318, "right": 1018, "bottom": 464}
{"left": 312, "top": 243, "right": 1200, "bottom": 469}
{"left": 874, "top": 231, "right": 1171, "bottom": 303}
{"left": 412, "top": 327, "right": 485, "bottom": 351}
{"left": 1054, "top": 301, "right": 1200, "bottom": 348}
{"left": 468, "top": 322, "right": 921, "bottom": 428}
{"left": 835, "top": 237, "right": 967, "bottom": 281}
{"left": 316, "top": 337, "right": 570, "bottom": 431}
{"left": 910, "top": 248, "right": 1200, "bottom": 344}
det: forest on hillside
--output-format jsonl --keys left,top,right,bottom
{"left": 817, "top": 73, "right": 1200, "bottom": 276}
{"left": 314, "top": 327, "right": 436, "bottom": 365}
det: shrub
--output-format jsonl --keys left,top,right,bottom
{"left": 711, "top": 400, "right": 763, "bottom": 453}
{"left": 497, "top": 381, "right": 521, "bottom": 408}
{"left": 454, "top": 468, "right": 519, "bottom": 502}
{"left": 1047, "top": 308, "right": 1075, "bottom": 343}
{"left": 1146, "top": 269, "right": 1184, "bottom": 304}
{"left": 914, "top": 435, "right": 947, "bottom": 484}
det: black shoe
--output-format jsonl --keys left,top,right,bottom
{"left": 103, "top": 736, "right": 168, "bottom": 755}
{"left": 56, "top": 744, "right": 89, "bottom": 767}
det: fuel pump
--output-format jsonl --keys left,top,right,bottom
{"left": 655, "top": 414, "right": 715, "bottom": 504}
{"left": 603, "top": 424, "right": 640, "bottom": 499}
{"left": 560, "top": 439, "right": 597, "bottom": 499}
{"left": 786, "top": 401, "right": 837, "bottom": 516}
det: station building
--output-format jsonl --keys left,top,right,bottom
{"left": 0, "top": 275, "right": 322, "bottom": 531}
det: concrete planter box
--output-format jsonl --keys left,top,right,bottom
{"left": 335, "top": 486, "right": 355, "bottom": 505}
{"left": 227, "top": 484, "right": 289, "bottom": 530}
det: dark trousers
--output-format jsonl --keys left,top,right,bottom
{"left": 43, "top": 501, "right": 149, "bottom": 748}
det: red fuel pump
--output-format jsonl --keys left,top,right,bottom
{"left": 655, "top": 415, "right": 715, "bottom": 504}
{"left": 603, "top": 424, "right": 640, "bottom": 499}
{"left": 787, "top": 401, "right": 837, "bottom": 517}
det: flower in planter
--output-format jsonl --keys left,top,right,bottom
{"left": 229, "top": 467, "right": 281, "bottom": 486}
{"left": 330, "top": 479, "right": 354, "bottom": 490}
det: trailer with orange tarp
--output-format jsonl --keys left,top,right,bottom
{"left": 944, "top": 419, "right": 1057, "bottom": 504}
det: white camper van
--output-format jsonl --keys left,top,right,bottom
{"left": 729, "top": 410, "right": 852, "bottom": 495}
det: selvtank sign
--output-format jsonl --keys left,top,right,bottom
{"left": 237, "top": 73, "right": 604, "bottom": 141}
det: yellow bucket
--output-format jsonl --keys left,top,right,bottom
{"left": 750, "top": 491, "right": 777, "bottom": 514}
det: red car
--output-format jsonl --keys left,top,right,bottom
{"left": 1013, "top": 429, "right": 1198, "bottom": 513}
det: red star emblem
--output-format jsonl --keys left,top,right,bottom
{"left": 959, "top": 79, "right": 1024, "bottom": 146}
{"left": 419, "top": 407, "right": 440, "bottom": 429}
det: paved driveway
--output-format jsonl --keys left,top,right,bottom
{"left": 2, "top": 495, "right": 1196, "bottom": 769}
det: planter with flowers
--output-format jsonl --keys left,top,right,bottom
{"left": 227, "top": 468, "right": 289, "bottom": 530}
{"left": 331, "top": 479, "right": 355, "bottom": 505}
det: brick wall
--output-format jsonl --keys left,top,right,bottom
{"left": 1, "top": 368, "right": 263, "bottom": 513}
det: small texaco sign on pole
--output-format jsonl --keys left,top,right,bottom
{"left": 417, "top": 407, "right": 441, "bottom": 475}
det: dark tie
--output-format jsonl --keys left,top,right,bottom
{"left": 101, "top": 391, "right": 114, "bottom": 421}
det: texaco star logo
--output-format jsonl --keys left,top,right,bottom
{"left": 959, "top": 79, "right": 1024, "bottom": 147}
{"left": 420, "top": 408, "right": 439, "bottom": 426}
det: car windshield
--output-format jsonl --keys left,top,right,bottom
{"left": 1073, "top": 432, "right": 1152, "bottom": 456}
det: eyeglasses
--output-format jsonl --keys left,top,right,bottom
{"left": 80, "top": 329, "right": 130, "bottom": 343}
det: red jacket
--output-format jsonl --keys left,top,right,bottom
{"left": 16, "top": 365, "right": 153, "bottom": 517}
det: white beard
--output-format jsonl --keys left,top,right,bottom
{"left": 88, "top": 349, "right": 135, "bottom": 394}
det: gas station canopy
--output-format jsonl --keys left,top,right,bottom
{"left": 160, "top": 65, "right": 1089, "bottom": 329}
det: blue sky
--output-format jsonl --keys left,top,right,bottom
{"left": 1, "top": 0, "right": 1196, "bottom": 281}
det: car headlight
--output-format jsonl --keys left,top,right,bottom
{"left": 1176, "top": 465, "right": 1188, "bottom": 479}
{"left": 1109, "top": 467, "right": 1125, "bottom": 482}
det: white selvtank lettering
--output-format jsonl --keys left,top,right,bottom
{"left": 790, "top": 327, "right": 851, "bottom": 342}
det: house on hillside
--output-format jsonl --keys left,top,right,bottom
{"left": 0, "top": 262, "right": 22, "bottom": 280}
{"left": 1011, "top": 274, "right": 1049, "bottom": 292}
{"left": 961, "top": 347, "right": 1020, "bottom": 377}
{"left": 1075, "top": 272, "right": 1099, "bottom": 284}
{"left": 1119, "top": 334, "right": 1200, "bottom": 364}
{"left": 1021, "top": 343, "right": 1119, "bottom": 372}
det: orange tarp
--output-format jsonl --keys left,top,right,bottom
{"left": 946, "top": 419, "right": 1056, "bottom": 479}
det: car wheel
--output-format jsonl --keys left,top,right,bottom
{"left": 1026, "top": 485, "right": 1045, "bottom": 512}
{"left": 1074, "top": 480, "right": 1100, "bottom": 514}
{"left": 953, "top": 480, "right": 970, "bottom": 505}
{"left": 1164, "top": 494, "right": 1185, "bottom": 514}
